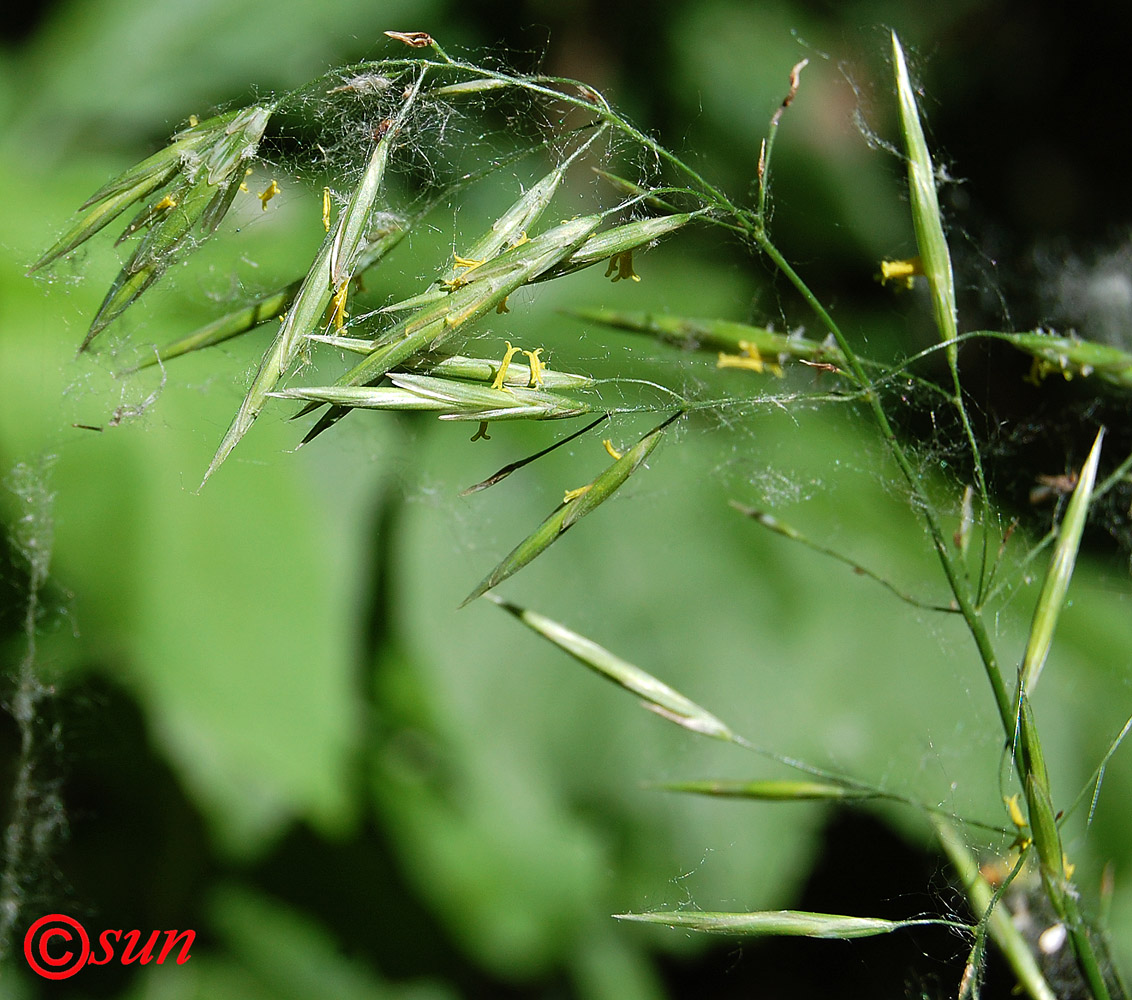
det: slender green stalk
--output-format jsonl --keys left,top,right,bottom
{"left": 757, "top": 58, "right": 808, "bottom": 223}
{"left": 754, "top": 234, "right": 1014, "bottom": 735}
{"left": 933, "top": 816, "right": 1056, "bottom": 1000}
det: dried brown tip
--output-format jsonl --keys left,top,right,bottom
{"left": 770, "top": 58, "right": 809, "bottom": 129}
{"left": 384, "top": 30, "right": 433, "bottom": 48}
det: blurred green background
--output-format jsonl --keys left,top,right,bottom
{"left": 2, "top": 2, "right": 1131, "bottom": 998}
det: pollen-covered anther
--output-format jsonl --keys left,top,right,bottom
{"left": 1062, "top": 853, "right": 1076, "bottom": 880}
{"left": 522, "top": 348, "right": 544, "bottom": 387}
{"left": 259, "top": 179, "right": 281, "bottom": 210}
{"left": 1003, "top": 793, "right": 1032, "bottom": 850}
{"left": 878, "top": 256, "right": 922, "bottom": 289}
{"left": 453, "top": 254, "right": 484, "bottom": 272}
{"left": 1024, "top": 356, "right": 1073, "bottom": 386}
{"left": 330, "top": 280, "right": 350, "bottom": 331}
{"left": 444, "top": 253, "right": 485, "bottom": 290}
{"left": 153, "top": 195, "right": 178, "bottom": 213}
{"left": 1005, "top": 793, "right": 1027, "bottom": 830}
{"left": 716, "top": 341, "right": 785, "bottom": 377}
{"left": 605, "top": 250, "right": 640, "bottom": 283}
{"left": 490, "top": 341, "right": 522, "bottom": 391}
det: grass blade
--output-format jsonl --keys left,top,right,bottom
{"left": 536, "top": 211, "right": 701, "bottom": 281}
{"left": 567, "top": 307, "right": 844, "bottom": 367}
{"left": 613, "top": 909, "right": 945, "bottom": 938}
{"left": 28, "top": 169, "right": 178, "bottom": 273}
{"left": 123, "top": 284, "right": 300, "bottom": 373}
{"left": 1020, "top": 427, "right": 1104, "bottom": 695}
{"left": 654, "top": 779, "right": 875, "bottom": 801}
{"left": 892, "top": 32, "right": 958, "bottom": 360}
{"left": 933, "top": 815, "right": 1057, "bottom": 1000}
{"left": 485, "top": 595, "right": 736, "bottom": 742}
{"left": 272, "top": 375, "right": 589, "bottom": 421}
{"left": 81, "top": 175, "right": 219, "bottom": 348}
{"left": 129, "top": 219, "right": 410, "bottom": 373}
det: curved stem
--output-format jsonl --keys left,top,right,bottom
{"left": 755, "top": 235, "right": 1015, "bottom": 737}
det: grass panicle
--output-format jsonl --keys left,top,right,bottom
{"left": 30, "top": 34, "right": 1129, "bottom": 995}
{"left": 76, "top": 105, "right": 271, "bottom": 350}
{"left": 201, "top": 77, "right": 424, "bottom": 484}
{"left": 296, "top": 214, "right": 604, "bottom": 448}
{"left": 29, "top": 107, "right": 259, "bottom": 275}
{"left": 340, "top": 214, "right": 603, "bottom": 388}
{"left": 378, "top": 152, "right": 581, "bottom": 316}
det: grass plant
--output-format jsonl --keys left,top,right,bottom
{"left": 24, "top": 26, "right": 1132, "bottom": 998}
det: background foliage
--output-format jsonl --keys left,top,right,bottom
{"left": 2, "top": 1, "right": 1130, "bottom": 997}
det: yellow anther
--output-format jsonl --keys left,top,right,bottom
{"left": 496, "top": 297, "right": 511, "bottom": 314}
{"left": 153, "top": 195, "right": 178, "bottom": 212}
{"left": 490, "top": 341, "right": 522, "bottom": 390}
{"left": 716, "top": 341, "right": 785, "bottom": 377}
{"left": 508, "top": 232, "right": 530, "bottom": 249}
{"left": 443, "top": 254, "right": 486, "bottom": 290}
{"left": 1062, "top": 853, "right": 1076, "bottom": 880}
{"left": 1024, "top": 356, "right": 1072, "bottom": 386}
{"left": 470, "top": 421, "right": 491, "bottom": 442}
{"left": 188, "top": 114, "right": 199, "bottom": 127}
{"left": 259, "top": 179, "right": 281, "bottom": 210}
{"left": 878, "top": 256, "right": 922, "bottom": 289}
{"left": 522, "top": 348, "right": 544, "bottom": 387}
{"left": 1005, "top": 794, "right": 1027, "bottom": 830}
{"left": 322, "top": 187, "right": 332, "bottom": 232}
{"left": 563, "top": 485, "right": 591, "bottom": 503}
{"left": 330, "top": 280, "right": 350, "bottom": 330}
{"left": 605, "top": 250, "right": 641, "bottom": 283}
{"left": 602, "top": 439, "right": 622, "bottom": 460}
{"left": 239, "top": 167, "right": 252, "bottom": 193}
